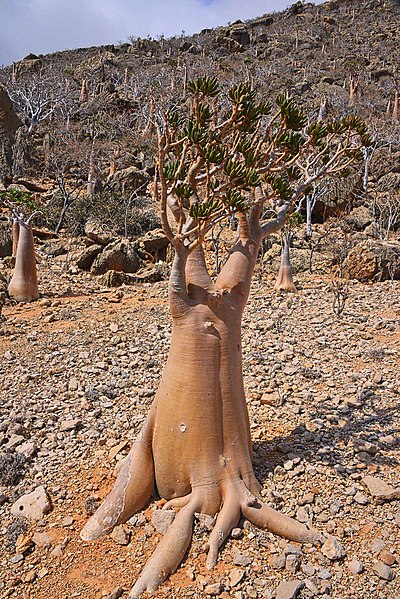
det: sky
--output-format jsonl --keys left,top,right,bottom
{"left": 0, "top": 0, "right": 324, "bottom": 67}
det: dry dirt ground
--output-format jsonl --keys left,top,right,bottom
{"left": 0, "top": 257, "right": 399, "bottom": 599}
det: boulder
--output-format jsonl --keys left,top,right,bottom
{"left": 75, "top": 244, "right": 103, "bottom": 270}
{"left": 0, "top": 220, "right": 12, "bottom": 257}
{"left": 91, "top": 239, "right": 141, "bottom": 276}
{"left": 111, "top": 166, "right": 150, "bottom": 193}
{"left": 40, "top": 240, "right": 69, "bottom": 257}
{"left": 84, "top": 218, "right": 115, "bottom": 246}
{"left": 345, "top": 206, "right": 372, "bottom": 231}
{"left": 0, "top": 87, "right": 22, "bottom": 183}
{"left": 227, "top": 23, "right": 250, "bottom": 46}
{"left": 100, "top": 265, "right": 165, "bottom": 287}
{"left": 342, "top": 240, "right": 400, "bottom": 281}
{"left": 135, "top": 229, "right": 170, "bottom": 262}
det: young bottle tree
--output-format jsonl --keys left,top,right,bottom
{"left": 8, "top": 209, "right": 40, "bottom": 302}
{"left": 81, "top": 78, "right": 370, "bottom": 597}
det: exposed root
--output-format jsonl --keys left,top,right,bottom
{"left": 241, "top": 495, "right": 322, "bottom": 544}
{"left": 204, "top": 491, "right": 240, "bottom": 569}
{"left": 163, "top": 493, "right": 193, "bottom": 510}
{"left": 127, "top": 499, "right": 199, "bottom": 599}
{"left": 81, "top": 409, "right": 156, "bottom": 541}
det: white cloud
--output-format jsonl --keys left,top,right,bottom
{"left": 0, "top": 0, "right": 324, "bottom": 66}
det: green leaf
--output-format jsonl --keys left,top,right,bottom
{"left": 189, "top": 199, "right": 220, "bottom": 220}
{"left": 184, "top": 118, "right": 209, "bottom": 145}
{"left": 175, "top": 183, "right": 192, "bottom": 200}
{"left": 204, "top": 145, "right": 226, "bottom": 164}
{"left": 306, "top": 122, "right": 328, "bottom": 146}
{"left": 167, "top": 109, "right": 185, "bottom": 129}
{"left": 263, "top": 173, "right": 293, "bottom": 201}
{"left": 221, "top": 189, "right": 247, "bottom": 211}
{"left": 163, "top": 160, "right": 180, "bottom": 181}
{"left": 276, "top": 94, "right": 306, "bottom": 130}
{"left": 229, "top": 83, "right": 257, "bottom": 105}
{"left": 187, "top": 76, "right": 219, "bottom": 97}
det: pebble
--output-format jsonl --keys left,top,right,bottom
{"left": 11, "top": 486, "right": 51, "bottom": 520}
{"left": 151, "top": 509, "right": 175, "bottom": 534}
{"left": 321, "top": 536, "right": 346, "bottom": 561}
{"left": 353, "top": 492, "right": 368, "bottom": 505}
{"left": 229, "top": 569, "right": 245, "bottom": 587}
{"left": 372, "top": 560, "right": 395, "bottom": 581}
{"left": 379, "top": 549, "right": 396, "bottom": 566}
{"left": 233, "top": 552, "right": 252, "bottom": 567}
{"left": 110, "top": 525, "right": 131, "bottom": 545}
{"left": 276, "top": 580, "right": 304, "bottom": 599}
{"left": 205, "top": 582, "right": 223, "bottom": 595}
{"left": 348, "top": 559, "right": 363, "bottom": 574}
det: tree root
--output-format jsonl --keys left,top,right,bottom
{"left": 127, "top": 499, "right": 200, "bottom": 598}
{"left": 80, "top": 409, "right": 156, "bottom": 541}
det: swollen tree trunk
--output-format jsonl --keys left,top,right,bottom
{"left": 274, "top": 231, "right": 296, "bottom": 292}
{"left": 81, "top": 218, "right": 320, "bottom": 598}
{"left": 8, "top": 219, "right": 39, "bottom": 302}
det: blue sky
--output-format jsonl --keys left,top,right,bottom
{"left": 0, "top": 0, "right": 324, "bottom": 67}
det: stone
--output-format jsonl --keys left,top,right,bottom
{"left": 61, "top": 515, "right": 74, "bottom": 527}
{"left": 229, "top": 568, "right": 245, "bottom": 587}
{"left": 11, "top": 486, "right": 51, "bottom": 520}
{"left": 371, "top": 539, "right": 385, "bottom": 553}
{"left": 321, "top": 536, "right": 346, "bottom": 561}
{"left": 23, "top": 571, "right": 36, "bottom": 583}
{"left": 195, "top": 513, "right": 215, "bottom": 531}
{"left": 231, "top": 528, "right": 243, "bottom": 539}
{"left": 60, "top": 419, "right": 81, "bottom": 432}
{"left": 276, "top": 580, "right": 304, "bottom": 599}
{"left": 348, "top": 559, "right": 363, "bottom": 574}
{"left": 151, "top": 509, "right": 175, "bottom": 534}
{"left": 342, "top": 240, "right": 400, "bottom": 282}
{"left": 135, "top": 229, "right": 170, "bottom": 262}
{"left": 75, "top": 244, "right": 103, "bottom": 270}
{"left": 40, "top": 240, "right": 68, "bottom": 257}
{"left": 91, "top": 239, "right": 141, "bottom": 275}
{"left": 271, "top": 554, "right": 286, "bottom": 570}
{"left": 205, "top": 582, "right": 223, "bottom": 595}
{"left": 32, "top": 532, "right": 53, "bottom": 547}
{"left": 344, "top": 206, "right": 372, "bottom": 231}
{"left": 379, "top": 549, "right": 396, "bottom": 566}
{"left": 110, "top": 525, "right": 131, "bottom": 545}
{"left": 373, "top": 560, "right": 395, "bottom": 581}
{"left": 103, "top": 587, "right": 124, "bottom": 599}
{"left": 233, "top": 551, "right": 252, "bottom": 567}
{"left": 354, "top": 492, "right": 369, "bottom": 505}
{"left": 15, "top": 441, "right": 37, "bottom": 459}
{"left": 84, "top": 218, "right": 115, "bottom": 245}
{"left": 362, "top": 476, "right": 400, "bottom": 501}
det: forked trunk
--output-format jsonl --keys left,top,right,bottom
{"left": 82, "top": 228, "right": 320, "bottom": 597}
{"left": 12, "top": 219, "right": 19, "bottom": 257}
{"left": 8, "top": 220, "right": 39, "bottom": 302}
{"left": 274, "top": 232, "right": 296, "bottom": 293}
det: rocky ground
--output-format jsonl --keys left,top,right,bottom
{"left": 0, "top": 254, "right": 399, "bottom": 599}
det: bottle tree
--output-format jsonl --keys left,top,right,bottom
{"left": 81, "top": 79, "right": 370, "bottom": 597}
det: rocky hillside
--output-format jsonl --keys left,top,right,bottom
{"left": 0, "top": 0, "right": 398, "bottom": 238}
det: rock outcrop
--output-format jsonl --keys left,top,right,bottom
{"left": 342, "top": 240, "right": 400, "bottom": 281}
{"left": 0, "top": 87, "right": 22, "bottom": 184}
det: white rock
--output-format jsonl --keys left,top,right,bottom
{"left": 11, "top": 486, "right": 51, "bottom": 521}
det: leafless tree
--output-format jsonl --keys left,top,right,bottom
{"left": 6, "top": 74, "right": 65, "bottom": 134}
